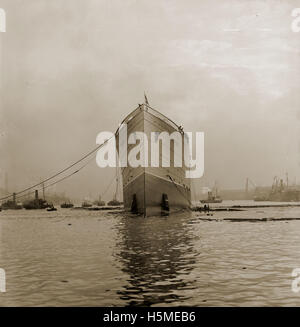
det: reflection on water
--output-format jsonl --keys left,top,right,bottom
{"left": 1, "top": 204, "right": 300, "bottom": 306}
{"left": 115, "top": 212, "right": 197, "bottom": 306}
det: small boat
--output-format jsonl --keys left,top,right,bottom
{"left": 60, "top": 202, "right": 74, "bottom": 208}
{"left": 93, "top": 196, "right": 105, "bottom": 206}
{"left": 47, "top": 207, "right": 57, "bottom": 211}
{"left": 107, "top": 199, "right": 122, "bottom": 206}
{"left": 201, "top": 182, "right": 223, "bottom": 204}
{"left": 47, "top": 205, "right": 57, "bottom": 212}
{"left": 201, "top": 191, "right": 223, "bottom": 204}
{"left": 82, "top": 201, "right": 92, "bottom": 208}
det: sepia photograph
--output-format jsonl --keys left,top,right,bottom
{"left": 1, "top": 0, "right": 300, "bottom": 317}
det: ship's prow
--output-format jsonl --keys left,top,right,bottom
{"left": 116, "top": 102, "right": 191, "bottom": 217}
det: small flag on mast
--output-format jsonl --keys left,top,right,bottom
{"left": 144, "top": 92, "right": 149, "bottom": 105}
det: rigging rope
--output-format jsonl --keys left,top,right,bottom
{"left": 14, "top": 154, "right": 97, "bottom": 201}
{"left": 167, "top": 174, "right": 192, "bottom": 207}
{"left": 0, "top": 136, "right": 113, "bottom": 201}
{"left": 1, "top": 105, "right": 196, "bottom": 203}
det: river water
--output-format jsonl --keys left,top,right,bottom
{"left": 1, "top": 201, "right": 300, "bottom": 306}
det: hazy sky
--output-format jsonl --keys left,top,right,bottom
{"left": 0, "top": 0, "right": 300, "bottom": 200}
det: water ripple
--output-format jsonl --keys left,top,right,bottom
{"left": 1, "top": 207, "right": 300, "bottom": 306}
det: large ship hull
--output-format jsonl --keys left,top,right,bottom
{"left": 117, "top": 104, "right": 191, "bottom": 216}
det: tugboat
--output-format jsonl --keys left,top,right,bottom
{"left": 201, "top": 182, "right": 222, "bottom": 204}
{"left": 23, "top": 190, "right": 49, "bottom": 209}
{"left": 47, "top": 204, "right": 57, "bottom": 211}
{"left": 201, "top": 191, "right": 223, "bottom": 204}
{"left": 81, "top": 201, "right": 92, "bottom": 208}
